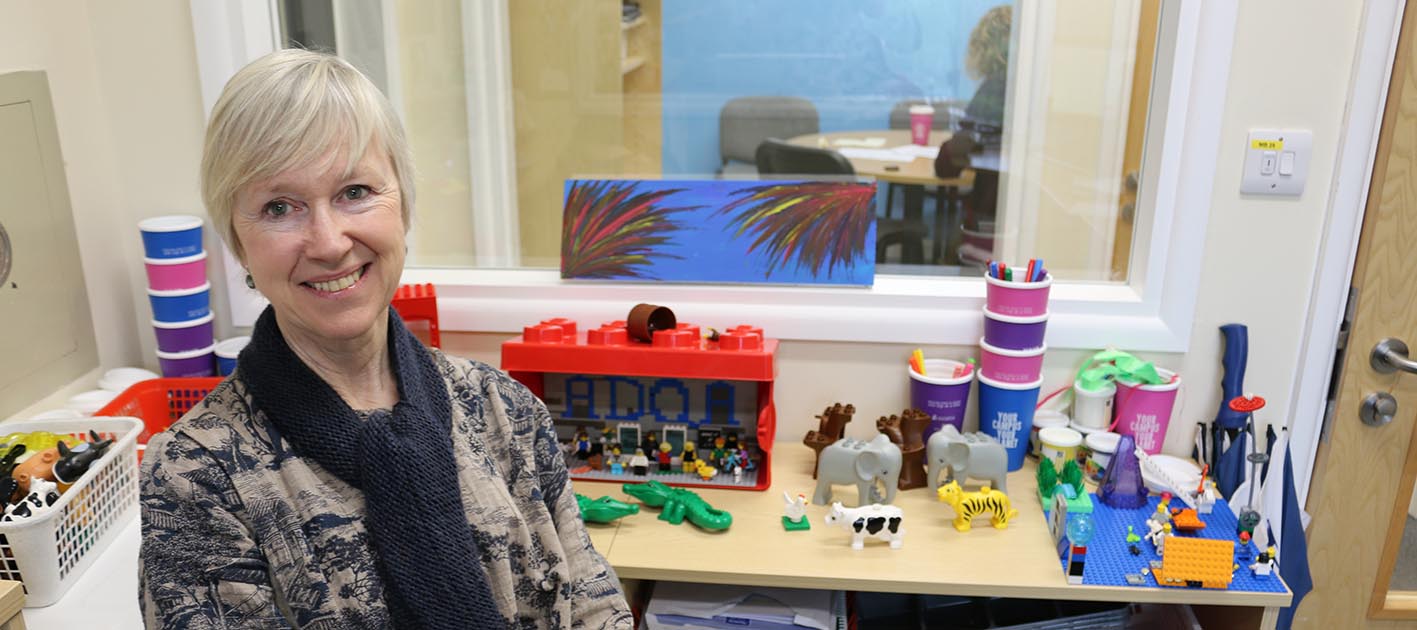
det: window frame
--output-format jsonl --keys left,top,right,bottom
{"left": 189, "top": 0, "right": 1236, "bottom": 352}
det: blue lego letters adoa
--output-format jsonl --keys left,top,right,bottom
{"left": 548, "top": 374, "right": 746, "bottom": 428}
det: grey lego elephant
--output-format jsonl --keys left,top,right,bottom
{"left": 926, "top": 425, "right": 1009, "bottom": 493}
{"left": 812, "top": 434, "right": 903, "bottom": 506}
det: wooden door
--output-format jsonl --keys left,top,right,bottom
{"left": 1110, "top": 0, "right": 1159, "bottom": 280}
{"left": 1298, "top": 4, "right": 1417, "bottom": 627}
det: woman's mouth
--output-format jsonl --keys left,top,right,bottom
{"left": 303, "top": 264, "right": 367, "bottom": 294}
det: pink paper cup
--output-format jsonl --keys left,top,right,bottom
{"left": 144, "top": 251, "right": 208, "bottom": 291}
{"left": 978, "top": 337, "right": 1046, "bottom": 384}
{"left": 1113, "top": 368, "right": 1181, "bottom": 455}
{"left": 984, "top": 270, "right": 1052, "bottom": 317}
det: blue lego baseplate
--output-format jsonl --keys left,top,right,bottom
{"left": 1047, "top": 493, "right": 1288, "bottom": 593}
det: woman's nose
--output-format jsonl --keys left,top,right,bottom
{"left": 303, "top": 204, "right": 353, "bottom": 260}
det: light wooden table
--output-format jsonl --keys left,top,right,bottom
{"left": 577, "top": 445, "right": 1291, "bottom": 629}
{"left": 789, "top": 130, "right": 975, "bottom": 265}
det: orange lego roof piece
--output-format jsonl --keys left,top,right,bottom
{"left": 1154, "top": 537, "right": 1234, "bottom": 589}
{"left": 1171, "top": 508, "right": 1206, "bottom": 532}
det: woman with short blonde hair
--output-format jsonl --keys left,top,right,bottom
{"left": 140, "top": 49, "right": 632, "bottom": 629}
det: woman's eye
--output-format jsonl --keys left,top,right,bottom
{"left": 263, "top": 201, "right": 291, "bottom": 217}
{"left": 342, "top": 185, "right": 371, "bottom": 201}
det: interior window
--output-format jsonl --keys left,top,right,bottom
{"left": 277, "top": 0, "right": 1160, "bottom": 283}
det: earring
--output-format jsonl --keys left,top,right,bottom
{"left": 245, "top": 273, "right": 255, "bottom": 289}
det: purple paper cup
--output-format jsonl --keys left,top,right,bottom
{"left": 909, "top": 358, "right": 974, "bottom": 441}
{"left": 982, "top": 308, "right": 1047, "bottom": 351}
{"left": 156, "top": 343, "right": 217, "bottom": 378}
{"left": 984, "top": 270, "right": 1052, "bottom": 317}
{"left": 977, "top": 372, "right": 1043, "bottom": 471}
{"left": 978, "top": 337, "right": 1046, "bottom": 383}
{"left": 152, "top": 313, "right": 215, "bottom": 353}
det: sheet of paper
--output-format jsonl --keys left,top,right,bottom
{"left": 837, "top": 148, "right": 914, "bottom": 163}
{"left": 830, "top": 137, "right": 887, "bottom": 148}
{"left": 891, "top": 144, "right": 941, "bottom": 160}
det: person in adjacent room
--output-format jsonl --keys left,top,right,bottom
{"left": 139, "top": 49, "right": 632, "bottom": 629}
{"left": 935, "top": 4, "right": 1011, "bottom": 259}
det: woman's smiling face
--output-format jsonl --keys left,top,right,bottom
{"left": 233, "top": 141, "right": 405, "bottom": 345}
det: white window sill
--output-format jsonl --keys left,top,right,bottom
{"left": 403, "top": 268, "right": 1187, "bottom": 352}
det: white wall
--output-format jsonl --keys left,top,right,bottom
{"left": 0, "top": 1, "right": 219, "bottom": 379}
{"left": 1, "top": 0, "right": 1368, "bottom": 484}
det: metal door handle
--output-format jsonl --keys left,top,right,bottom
{"left": 0, "top": 220, "right": 10, "bottom": 288}
{"left": 1372, "top": 338, "right": 1417, "bottom": 375}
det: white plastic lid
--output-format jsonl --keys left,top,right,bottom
{"left": 156, "top": 342, "right": 217, "bottom": 360}
{"left": 147, "top": 282, "right": 211, "bottom": 297}
{"left": 66, "top": 389, "right": 118, "bottom": 414}
{"left": 909, "top": 104, "right": 935, "bottom": 115}
{"left": 98, "top": 367, "right": 160, "bottom": 392}
{"left": 1084, "top": 431, "right": 1122, "bottom": 454}
{"left": 1039, "top": 426, "right": 1083, "bottom": 448}
{"left": 1032, "top": 409, "right": 1071, "bottom": 429}
{"left": 214, "top": 336, "right": 251, "bottom": 359}
{"left": 151, "top": 312, "right": 214, "bottom": 329}
{"left": 138, "top": 215, "right": 204, "bottom": 233}
{"left": 143, "top": 251, "right": 208, "bottom": 265}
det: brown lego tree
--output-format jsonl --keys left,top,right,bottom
{"left": 877, "top": 409, "right": 930, "bottom": 490}
{"left": 804, "top": 403, "right": 854, "bottom": 479}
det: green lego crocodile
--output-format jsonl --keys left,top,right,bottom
{"left": 575, "top": 494, "right": 641, "bottom": 524}
{"left": 622, "top": 480, "right": 733, "bottom": 531}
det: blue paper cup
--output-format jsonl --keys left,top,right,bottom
{"left": 138, "top": 215, "right": 204, "bottom": 259}
{"left": 214, "top": 336, "right": 250, "bottom": 376}
{"left": 976, "top": 372, "right": 1043, "bottom": 471}
{"left": 148, "top": 282, "right": 211, "bottom": 323}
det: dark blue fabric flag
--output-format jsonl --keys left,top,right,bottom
{"left": 1274, "top": 442, "right": 1312, "bottom": 630}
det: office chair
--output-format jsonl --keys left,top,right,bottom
{"left": 754, "top": 139, "right": 927, "bottom": 264}
{"left": 719, "top": 97, "right": 820, "bottom": 175}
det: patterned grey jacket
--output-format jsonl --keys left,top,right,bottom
{"left": 139, "top": 351, "right": 633, "bottom": 629}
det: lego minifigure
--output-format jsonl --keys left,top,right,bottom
{"left": 1250, "top": 546, "right": 1277, "bottom": 577}
{"left": 724, "top": 432, "right": 740, "bottom": 451}
{"left": 656, "top": 442, "right": 673, "bottom": 473}
{"left": 680, "top": 441, "right": 698, "bottom": 473}
{"left": 630, "top": 449, "right": 650, "bottom": 476}
{"left": 574, "top": 430, "right": 592, "bottom": 459}
{"left": 723, "top": 449, "right": 744, "bottom": 482}
{"left": 738, "top": 446, "right": 754, "bottom": 471}
{"left": 711, "top": 437, "right": 727, "bottom": 469}
{"left": 640, "top": 432, "right": 659, "bottom": 461}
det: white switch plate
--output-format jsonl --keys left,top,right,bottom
{"left": 1240, "top": 129, "right": 1312, "bottom": 195}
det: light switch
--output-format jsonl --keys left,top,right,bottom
{"left": 1240, "top": 129, "right": 1313, "bottom": 195}
{"left": 1260, "top": 151, "right": 1277, "bottom": 175}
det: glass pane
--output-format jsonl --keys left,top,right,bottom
{"left": 279, "top": 0, "right": 1163, "bottom": 281}
{"left": 1392, "top": 483, "right": 1417, "bottom": 590}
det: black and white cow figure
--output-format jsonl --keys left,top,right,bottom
{"left": 824, "top": 502, "right": 904, "bottom": 550}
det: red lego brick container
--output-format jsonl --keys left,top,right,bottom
{"left": 501, "top": 316, "right": 777, "bottom": 491}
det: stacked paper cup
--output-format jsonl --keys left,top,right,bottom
{"left": 140, "top": 215, "right": 216, "bottom": 377}
{"left": 977, "top": 265, "right": 1051, "bottom": 471}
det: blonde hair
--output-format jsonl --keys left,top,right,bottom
{"left": 966, "top": 5, "right": 1012, "bottom": 81}
{"left": 201, "top": 49, "right": 414, "bottom": 261}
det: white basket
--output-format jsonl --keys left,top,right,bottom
{"left": 0, "top": 417, "right": 142, "bottom": 607}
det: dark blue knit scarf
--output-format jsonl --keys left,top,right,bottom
{"left": 238, "top": 305, "right": 506, "bottom": 629}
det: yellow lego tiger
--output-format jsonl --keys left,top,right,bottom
{"left": 936, "top": 480, "right": 1018, "bottom": 532}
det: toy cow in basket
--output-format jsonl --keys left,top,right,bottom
{"left": 824, "top": 502, "right": 904, "bottom": 550}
